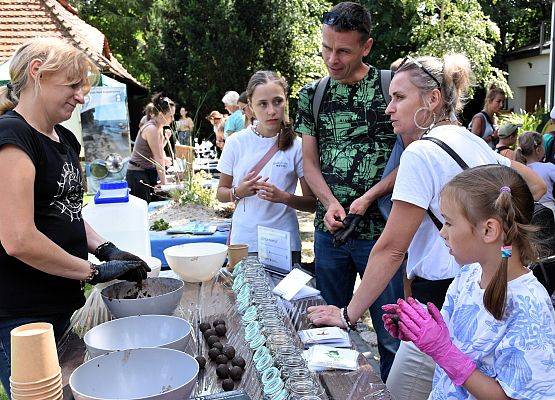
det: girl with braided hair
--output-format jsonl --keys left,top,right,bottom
{"left": 383, "top": 165, "right": 555, "bottom": 399}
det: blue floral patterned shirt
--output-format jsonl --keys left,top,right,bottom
{"left": 430, "top": 263, "right": 555, "bottom": 400}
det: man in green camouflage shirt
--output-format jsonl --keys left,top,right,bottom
{"left": 294, "top": 1, "right": 402, "bottom": 382}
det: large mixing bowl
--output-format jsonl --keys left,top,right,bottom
{"left": 84, "top": 315, "right": 192, "bottom": 358}
{"left": 70, "top": 348, "right": 198, "bottom": 400}
{"left": 164, "top": 243, "right": 228, "bottom": 283}
{"left": 101, "top": 277, "right": 184, "bottom": 319}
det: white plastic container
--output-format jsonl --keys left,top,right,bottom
{"left": 82, "top": 181, "right": 151, "bottom": 258}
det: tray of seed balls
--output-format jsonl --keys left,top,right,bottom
{"left": 195, "top": 319, "right": 248, "bottom": 393}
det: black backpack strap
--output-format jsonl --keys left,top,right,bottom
{"left": 380, "top": 69, "right": 393, "bottom": 104}
{"left": 421, "top": 136, "right": 470, "bottom": 230}
{"left": 422, "top": 137, "right": 469, "bottom": 169}
{"left": 312, "top": 76, "right": 330, "bottom": 132}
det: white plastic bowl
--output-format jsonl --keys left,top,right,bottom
{"left": 70, "top": 348, "right": 198, "bottom": 400}
{"left": 145, "top": 255, "right": 162, "bottom": 278}
{"left": 101, "top": 277, "right": 184, "bottom": 319}
{"left": 164, "top": 243, "right": 228, "bottom": 283}
{"left": 84, "top": 315, "right": 192, "bottom": 358}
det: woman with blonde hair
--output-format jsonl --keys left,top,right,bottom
{"left": 470, "top": 85, "right": 506, "bottom": 148}
{"left": 0, "top": 37, "right": 149, "bottom": 395}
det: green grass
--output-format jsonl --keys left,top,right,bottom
{"left": 0, "top": 386, "right": 7, "bottom": 400}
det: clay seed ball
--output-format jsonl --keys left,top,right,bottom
{"left": 215, "top": 354, "right": 229, "bottom": 365}
{"left": 215, "top": 324, "right": 227, "bottom": 337}
{"left": 223, "top": 345, "right": 236, "bottom": 360}
{"left": 203, "top": 328, "right": 217, "bottom": 340}
{"left": 229, "top": 365, "right": 243, "bottom": 381}
{"left": 208, "top": 347, "right": 221, "bottom": 361}
{"left": 211, "top": 341, "right": 224, "bottom": 351}
{"left": 207, "top": 335, "right": 221, "bottom": 347}
{"left": 216, "top": 364, "right": 230, "bottom": 379}
{"left": 199, "top": 322, "right": 212, "bottom": 333}
{"left": 195, "top": 355, "right": 206, "bottom": 369}
{"left": 222, "top": 378, "right": 235, "bottom": 391}
{"left": 213, "top": 319, "right": 226, "bottom": 327}
{"left": 231, "top": 356, "right": 246, "bottom": 369}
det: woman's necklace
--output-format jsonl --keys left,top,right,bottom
{"left": 253, "top": 124, "right": 278, "bottom": 138}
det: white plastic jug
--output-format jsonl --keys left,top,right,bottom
{"left": 82, "top": 181, "right": 151, "bottom": 258}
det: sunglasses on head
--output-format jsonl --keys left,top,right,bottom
{"left": 322, "top": 11, "right": 369, "bottom": 35}
{"left": 398, "top": 55, "right": 441, "bottom": 88}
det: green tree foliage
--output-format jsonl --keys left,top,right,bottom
{"left": 479, "top": 0, "right": 552, "bottom": 57}
{"left": 357, "top": 0, "right": 416, "bottom": 69}
{"left": 72, "top": 0, "right": 152, "bottom": 84}
{"left": 145, "top": 0, "right": 329, "bottom": 136}
{"left": 401, "top": 0, "right": 509, "bottom": 95}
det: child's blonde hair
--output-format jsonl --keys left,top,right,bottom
{"left": 0, "top": 37, "right": 99, "bottom": 115}
{"left": 442, "top": 165, "right": 538, "bottom": 320}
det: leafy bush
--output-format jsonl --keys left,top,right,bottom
{"left": 499, "top": 105, "right": 548, "bottom": 134}
{"left": 172, "top": 170, "right": 215, "bottom": 208}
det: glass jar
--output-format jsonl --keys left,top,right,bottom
{"left": 280, "top": 355, "right": 306, "bottom": 381}
{"left": 287, "top": 380, "right": 324, "bottom": 399}
{"left": 255, "top": 353, "right": 274, "bottom": 373}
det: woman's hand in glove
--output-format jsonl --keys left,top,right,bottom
{"left": 381, "top": 303, "right": 407, "bottom": 340}
{"left": 89, "top": 260, "right": 149, "bottom": 284}
{"left": 397, "top": 297, "right": 476, "bottom": 386}
{"left": 94, "top": 242, "right": 150, "bottom": 280}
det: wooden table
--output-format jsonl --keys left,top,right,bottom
{"left": 59, "top": 271, "right": 391, "bottom": 399}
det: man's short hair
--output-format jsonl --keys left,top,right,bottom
{"left": 222, "top": 91, "right": 240, "bottom": 106}
{"left": 323, "top": 2, "right": 372, "bottom": 43}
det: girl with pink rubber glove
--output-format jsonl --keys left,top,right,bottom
{"left": 383, "top": 165, "right": 555, "bottom": 399}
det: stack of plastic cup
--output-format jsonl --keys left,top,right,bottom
{"left": 9, "top": 323, "right": 62, "bottom": 400}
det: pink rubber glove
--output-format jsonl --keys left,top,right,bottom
{"left": 381, "top": 303, "right": 408, "bottom": 341}
{"left": 398, "top": 297, "right": 476, "bottom": 386}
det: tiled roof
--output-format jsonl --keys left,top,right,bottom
{"left": 0, "top": 0, "right": 143, "bottom": 88}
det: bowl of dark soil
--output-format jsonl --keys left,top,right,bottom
{"left": 101, "top": 277, "right": 184, "bottom": 319}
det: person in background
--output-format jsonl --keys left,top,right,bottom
{"left": 222, "top": 91, "right": 244, "bottom": 139}
{"left": 470, "top": 85, "right": 505, "bottom": 149}
{"left": 176, "top": 106, "right": 194, "bottom": 145}
{"left": 0, "top": 37, "right": 149, "bottom": 396}
{"left": 238, "top": 91, "right": 255, "bottom": 129}
{"left": 384, "top": 165, "right": 555, "bottom": 399}
{"left": 296, "top": 1, "right": 401, "bottom": 381}
{"left": 127, "top": 92, "right": 176, "bottom": 203}
{"left": 207, "top": 110, "right": 225, "bottom": 148}
{"left": 215, "top": 121, "right": 226, "bottom": 150}
{"left": 516, "top": 131, "right": 555, "bottom": 216}
{"left": 494, "top": 123, "right": 519, "bottom": 160}
{"left": 139, "top": 102, "right": 154, "bottom": 129}
{"left": 307, "top": 53, "right": 546, "bottom": 400}
{"left": 217, "top": 71, "right": 316, "bottom": 263}
{"left": 544, "top": 105, "right": 555, "bottom": 164}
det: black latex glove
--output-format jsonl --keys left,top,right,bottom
{"left": 89, "top": 260, "right": 149, "bottom": 285}
{"left": 332, "top": 214, "right": 363, "bottom": 247}
{"left": 94, "top": 242, "right": 150, "bottom": 281}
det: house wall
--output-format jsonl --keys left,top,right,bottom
{"left": 507, "top": 52, "right": 549, "bottom": 112}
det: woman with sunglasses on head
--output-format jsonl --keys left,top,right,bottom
{"left": 0, "top": 37, "right": 150, "bottom": 396}
{"left": 307, "top": 53, "right": 546, "bottom": 399}
{"left": 127, "top": 92, "right": 176, "bottom": 203}
{"left": 217, "top": 71, "right": 316, "bottom": 263}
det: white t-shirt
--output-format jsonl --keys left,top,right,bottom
{"left": 217, "top": 128, "right": 303, "bottom": 252}
{"left": 392, "top": 125, "right": 511, "bottom": 280}
{"left": 430, "top": 263, "right": 555, "bottom": 400}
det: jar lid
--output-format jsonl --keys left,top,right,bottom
{"left": 232, "top": 274, "right": 245, "bottom": 292}
{"left": 249, "top": 332, "right": 266, "bottom": 350}
{"left": 242, "top": 305, "right": 258, "bottom": 324}
{"left": 262, "top": 367, "right": 281, "bottom": 386}
{"left": 255, "top": 353, "right": 274, "bottom": 372}
{"left": 232, "top": 261, "right": 244, "bottom": 276}
{"left": 253, "top": 345, "right": 270, "bottom": 362}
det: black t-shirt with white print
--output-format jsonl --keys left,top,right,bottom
{"left": 0, "top": 110, "right": 86, "bottom": 317}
